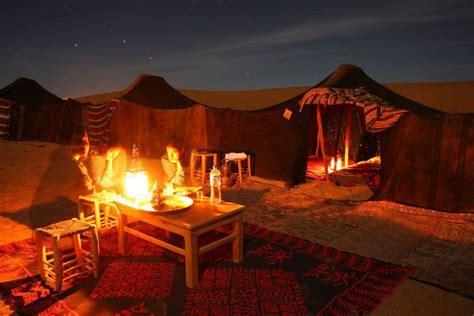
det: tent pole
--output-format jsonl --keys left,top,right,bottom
{"left": 314, "top": 108, "right": 320, "bottom": 157}
{"left": 344, "top": 107, "right": 352, "bottom": 168}
{"left": 316, "top": 104, "right": 329, "bottom": 180}
{"left": 334, "top": 107, "right": 344, "bottom": 157}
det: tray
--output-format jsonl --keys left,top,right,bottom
{"left": 173, "top": 186, "right": 201, "bottom": 197}
{"left": 152, "top": 195, "right": 194, "bottom": 214}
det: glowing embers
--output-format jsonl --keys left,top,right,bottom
{"left": 125, "top": 170, "right": 150, "bottom": 202}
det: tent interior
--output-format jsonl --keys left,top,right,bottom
{"left": 305, "top": 104, "right": 381, "bottom": 190}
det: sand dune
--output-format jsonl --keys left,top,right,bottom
{"left": 75, "top": 81, "right": 474, "bottom": 113}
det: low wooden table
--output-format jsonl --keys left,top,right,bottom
{"left": 114, "top": 197, "right": 244, "bottom": 288}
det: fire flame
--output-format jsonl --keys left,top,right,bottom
{"left": 163, "top": 182, "right": 174, "bottom": 196}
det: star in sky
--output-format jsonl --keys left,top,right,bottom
{"left": 74, "top": 43, "right": 78, "bottom": 47}
{"left": 122, "top": 39, "right": 127, "bottom": 44}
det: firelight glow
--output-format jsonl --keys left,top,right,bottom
{"left": 125, "top": 170, "right": 149, "bottom": 201}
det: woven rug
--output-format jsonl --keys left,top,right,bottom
{"left": 223, "top": 181, "right": 474, "bottom": 298}
{"left": 0, "top": 222, "right": 411, "bottom": 315}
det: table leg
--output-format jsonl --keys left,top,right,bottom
{"left": 237, "top": 160, "right": 243, "bottom": 184}
{"left": 35, "top": 232, "right": 45, "bottom": 280}
{"left": 94, "top": 202, "right": 101, "bottom": 230}
{"left": 118, "top": 213, "right": 129, "bottom": 255}
{"left": 52, "top": 237, "right": 63, "bottom": 292}
{"left": 247, "top": 156, "right": 252, "bottom": 177}
{"left": 90, "top": 226, "right": 100, "bottom": 278}
{"left": 232, "top": 216, "right": 243, "bottom": 263}
{"left": 184, "top": 232, "right": 199, "bottom": 288}
{"left": 104, "top": 204, "right": 110, "bottom": 227}
{"left": 201, "top": 156, "right": 206, "bottom": 185}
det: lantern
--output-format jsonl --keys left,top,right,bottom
{"left": 125, "top": 170, "right": 149, "bottom": 201}
{"left": 336, "top": 157, "right": 342, "bottom": 171}
{"left": 329, "top": 157, "right": 335, "bottom": 173}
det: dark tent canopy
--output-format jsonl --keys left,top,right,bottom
{"left": 0, "top": 77, "right": 85, "bottom": 143}
{"left": 121, "top": 74, "right": 196, "bottom": 109}
{"left": 104, "top": 65, "right": 473, "bottom": 212}
{"left": 306, "top": 65, "right": 473, "bottom": 213}
{"left": 108, "top": 74, "right": 311, "bottom": 185}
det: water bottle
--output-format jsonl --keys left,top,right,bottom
{"left": 210, "top": 165, "right": 222, "bottom": 204}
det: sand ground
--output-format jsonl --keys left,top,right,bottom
{"left": 0, "top": 140, "right": 472, "bottom": 315}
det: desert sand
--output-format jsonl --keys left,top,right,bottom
{"left": 0, "top": 140, "right": 473, "bottom": 314}
{"left": 75, "top": 81, "right": 474, "bottom": 113}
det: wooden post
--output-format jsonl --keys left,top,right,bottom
{"left": 190, "top": 151, "right": 195, "bottom": 182}
{"left": 90, "top": 226, "right": 100, "bottom": 278}
{"left": 118, "top": 213, "right": 129, "bottom": 255}
{"left": 184, "top": 232, "right": 199, "bottom": 288}
{"left": 35, "top": 232, "right": 46, "bottom": 280}
{"left": 316, "top": 104, "right": 329, "bottom": 180}
{"left": 237, "top": 160, "right": 243, "bottom": 184}
{"left": 93, "top": 201, "right": 101, "bottom": 230}
{"left": 345, "top": 108, "right": 352, "bottom": 168}
{"left": 247, "top": 155, "right": 252, "bottom": 177}
{"left": 201, "top": 155, "right": 206, "bottom": 185}
{"left": 334, "top": 108, "right": 344, "bottom": 157}
{"left": 232, "top": 216, "right": 243, "bottom": 263}
{"left": 72, "top": 234, "right": 83, "bottom": 266}
{"left": 52, "top": 237, "right": 63, "bottom": 292}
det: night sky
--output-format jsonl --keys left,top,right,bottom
{"left": 1, "top": 0, "right": 473, "bottom": 97}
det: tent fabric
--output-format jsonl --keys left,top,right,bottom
{"left": 314, "top": 65, "right": 472, "bottom": 212}
{"left": 0, "top": 78, "right": 85, "bottom": 143}
{"left": 107, "top": 75, "right": 311, "bottom": 185}
{"left": 0, "top": 98, "right": 13, "bottom": 138}
{"left": 87, "top": 100, "right": 119, "bottom": 148}
{"left": 102, "top": 64, "right": 472, "bottom": 212}
{"left": 121, "top": 74, "right": 195, "bottom": 109}
{"left": 298, "top": 87, "right": 408, "bottom": 132}
{"left": 375, "top": 113, "right": 474, "bottom": 212}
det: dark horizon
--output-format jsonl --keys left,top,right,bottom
{"left": 1, "top": 0, "right": 473, "bottom": 98}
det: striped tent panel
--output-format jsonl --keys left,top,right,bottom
{"left": 87, "top": 99, "right": 118, "bottom": 147}
{"left": 299, "top": 87, "right": 408, "bottom": 132}
{"left": 0, "top": 98, "right": 13, "bottom": 138}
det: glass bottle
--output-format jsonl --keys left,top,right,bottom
{"left": 210, "top": 165, "right": 222, "bottom": 204}
{"left": 131, "top": 143, "right": 139, "bottom": 170}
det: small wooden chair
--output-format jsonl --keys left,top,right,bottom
{"left": 78, "top": 194, "right": 118, "bottom": 231}
{"left": 35, "top": 219, "right": 99, "bottom": 292}
{"left": 228, "top": 155, "right": 252, "bottom": 184}
{"left": 190, "top": 151, "right": 218, "bottom": 185}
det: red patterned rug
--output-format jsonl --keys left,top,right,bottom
{"left": 0, "top": 222, "right": 412, "bottom": 315}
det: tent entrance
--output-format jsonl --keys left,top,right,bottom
{"left": 306, "top": 104, "right": 381, "bottom": 190}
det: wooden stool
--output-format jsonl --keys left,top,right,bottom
{"left": 78, "top": 194, "right": 118, "bottom": 231}
{"left": 229, "top": 155, "right": 252, "bottom": 184}
{"left": 35, "top": 219, "right": 99, "bottom": 292}
{"left": 190, "top": 151, "right": 218, "bottom": 185}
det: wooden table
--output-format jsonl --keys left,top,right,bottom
{"left": 114, "top": 197, "right": 244, "bottom": 288}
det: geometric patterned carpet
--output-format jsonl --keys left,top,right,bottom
{"left": 223, "top": 180, "right": 474, "bottom": 298}
{"left": 0, "top": 222, "right": 412, "bottom": 315}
